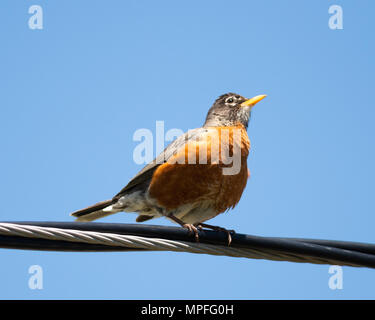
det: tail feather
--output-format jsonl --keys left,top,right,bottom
{"left": 70, "top": 199, "right": 117, "bottom": 222}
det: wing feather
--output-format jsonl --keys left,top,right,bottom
{"left": 113, "top": 128, "right": 208, "bottom": 199}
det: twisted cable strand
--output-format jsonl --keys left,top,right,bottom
{"left": 0, "top": 222, "right": 367, "bottom": 267}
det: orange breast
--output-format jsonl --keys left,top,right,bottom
{"left": 148, "top": 125, "right": 250, "bottom": 214}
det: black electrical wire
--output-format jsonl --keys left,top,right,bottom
{"left": 0, "top": 221, "right": 374, "bottom": 269}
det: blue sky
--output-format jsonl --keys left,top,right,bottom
{"left": 0, "top": 0, "right": 374, "bottom": 299}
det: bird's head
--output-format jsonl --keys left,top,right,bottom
{"left": 204, "top": 93, "right": 266, "bottom": 128}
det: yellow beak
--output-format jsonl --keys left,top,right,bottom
{"left": 241, "top": 94, "right": 267, "bottom": 107}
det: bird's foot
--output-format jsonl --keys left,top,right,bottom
{"left": 196, "top": 223, "right": 235, "bottom": 246}
{"left": 167, "top": 213, "right": 200, "bottom": 242}
{"left": 182, "top": 223, "right": 200, "bottom": 242}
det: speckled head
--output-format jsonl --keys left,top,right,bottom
{"left": 204, "top": 93, "right": 266, "bottom": 129}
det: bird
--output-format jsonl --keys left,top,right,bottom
{"left": 70, "top": 93, "right": 266, "bottom": 243}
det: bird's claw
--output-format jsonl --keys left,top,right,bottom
{"left": 196, "top": 223, "right": 235, "bottom": 246}
{"left": 183, "top": 223, "right": 200, "bottom": 242}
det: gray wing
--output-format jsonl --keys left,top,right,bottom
{"left": 113, "top": 127, "right": 208, "bottom": 200}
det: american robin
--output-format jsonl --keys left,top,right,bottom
{"left": 71, "top": 93, "right": 266, "bottom": 243}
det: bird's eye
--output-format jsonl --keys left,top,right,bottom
{"left": 225, "top": 96, "right": 236, "bottom": 104}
